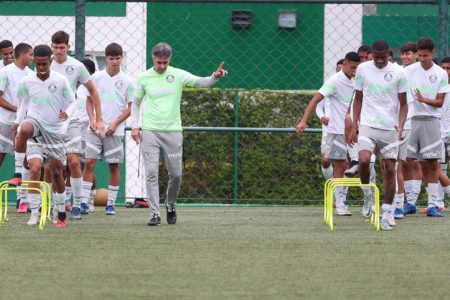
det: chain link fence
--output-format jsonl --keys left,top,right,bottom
{"left": 0, "top": 1, "right": 447, "bottom": 204}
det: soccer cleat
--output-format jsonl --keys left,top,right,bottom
{"left": 344, "top": 164, "right": 359, "bottom": 177}
{"left": 380, "top": 219, "right": 393, "bottom": 231}
{"left": 8, "top": 173, "right": 22, "bottom": 186}
{"left": 427, "top": 206, "right": 443, "bottom": 217}
{"left": 335, "top": 207, "right": 352, "bottom": 216}
{"left": 56, "top": 212, "right": 67, "bottom": 228}
{"left": 105, "top": 205, "right": 116, "bottom": 215}
{"left": 166, "top": 205, "right": 177, "bottom": 224}
{"left": 388, "top": 215, "right": 396, "bottom": 227}
{"left": 147, "top": 214, "right": 161, "bottom": 226}
{"left": 403, "top": 203, "right": 417, "bottom": 215}
{"left": 65, "top": 203, "right": 72, "bottom": 212}
{"left": 17, "top": 202, "right": 29, "bottom": 213}
{"left": 56, "top": 219, "right": 66, "bottom": 228}
{"left": 393, "top": 208, "right": 405, "bottom": 219}
{"left": 125, "top": 201, "right": 134, "bottom": 208}
{"left": 80, "top": 203, "right": 90, "bottom": 215}
{"left": 361, "top": 193, "right": 373, "bottom": 218}
{"left": 70, "top": 207, "right": 82, "bottom": 220}
{"left": 26, "top": 213, "right": 40, "bottom": 226}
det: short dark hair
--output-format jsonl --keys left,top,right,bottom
{"left": 14, "top": 43, "right": 32, "bottom": 58}
{"left": 51, "top": 31, "right": 70, "bottom": 45}
{"left": 336, "top": 59, "right": 344, "bottom": 66}
{"left": 441, "top": 57, "right": 450, "bottom": 64}
{"left": 388, "top": 49, "right": 393, "bottom": 57}
{"left": 105, "top": 43, "right": 123, "bottom": 57}
{"left": 357, "top": 45, "right": 371, "bottom": 54}
{"left": 344, "top": 52, "right": 361, "bottom": 63}
{"left": 152, "top": 42, "right": 172, "bottom": 58}
{"left": 34, "top": 44, "right": 52, "bottom": 58}
{"left": 400, "top": 42, "right": 417, "bottom": 54}
{"left": 371, "top": 40, "right": 389, "bottom": 52}
{"left": 0, "top": 40, "right": 13, "bottom": 50}
{"left": 81, "top": 59, "right": 96, "bottom": 75}
{"left": 417, "top": 38, "right": 434, "bottom": 51}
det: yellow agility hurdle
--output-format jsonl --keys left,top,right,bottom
{"left": 324, "top": 178, "right": 380, "bottom": 232}
{"left": 0, "top": 180, "right": 52, "bottom": 230}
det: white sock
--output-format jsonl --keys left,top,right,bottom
{"left": 107, "top": 185, "right": 119, "bottom": 206}
{"left": 14, "top": 152, "right": 25, "bottom": 174}
{"left": 65, "top": 186, "right": 72, "bottom": 204}
{"left": 395, "top": 193, "right": 405, "bottom": 209}
{"left": 321, "top": 165, "right": 334, "bottom": 180}
{"left": 70, "top": 177, "right": 83, "bottom": 208}
{"left": 55, "top": 192, "right": 66, "bottom": 213}
{"left": 437, "top": 182, "right": 445, "bottom": 208}
{"left": 334, "top": 187, "right": 345, "bottom": 208}
{"left": 442, "top": 184, "right": 450, "bottom": 198}
{"left": 369, "top": 162, "right": 376, "bottom": 184}
{"left": 381, "top": 203, "right": 392, "bottom": 220}
{"left": 19, "top": 168, "right": 30, "bottom": 204}
{"left": 82, "top": 181, "right": 93, "bottom": 204}
{"left": 405, "top": 180, "right": 420, "bottom": 205}
{"left": 394, "top": 162, "right": 399, "bottom": 193}
{"left": 28, "top": 193, "right": 41, "bottom": 214}
{"left": 361, "top": 186, "right": 373, "bottom": 197}
{"left": 427, "top": 183, "right": 439, "bottom": 208}
{"left": 89, "top": 189, "right": 96, "bottom": 206}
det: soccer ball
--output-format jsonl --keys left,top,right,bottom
{"left": 94, "top": 188, "right": 108, "bottom": 206}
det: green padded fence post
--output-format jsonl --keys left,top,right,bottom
{"left": 233, "top": 91, "right": 240, "bottom": 203}
{"left": 75, "top": 0, "right": 86, "bottom": 61}
{"left": 438, "top": 0, "right": 448, "bottom": 61}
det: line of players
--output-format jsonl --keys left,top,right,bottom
{"left": 296, "top": 38, "right": 450, "bottom": 231}
{"left": 0, "top": 32, "right": 133, "bottom": 227}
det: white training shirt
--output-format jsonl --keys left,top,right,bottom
{"left": 0, "top": 63, "right": 33, "bottom": 125}
{"left": 354, "top": 61, "right": 408, "bottom": 130}
{"left": 318, "top": 70, "right": 355, "bottom": 134}
{"left": 76, "top": 85, "right": 90, "bottom": 123}
{"left": 315, "top": 98, "right": 331, "bottom": 133}
{"left": 441, "top": 93, "right": 450, "bottom": 136}
{"left": 0, "top": 60, "right": 4, "bottom": 69}
{"left": 15, "top": 71, "right": 75, "bottom": 134}
{"left": 90, "top": 69, "right": 133, "bottom": 136}
{"left": 405, "top": 62, "right": 448, "bottom": 118}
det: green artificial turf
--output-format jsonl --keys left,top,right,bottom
{"left": 0, "top": 206, "right": 449, "bottom": 300}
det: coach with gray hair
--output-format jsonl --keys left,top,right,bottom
{"left": 131, "top": 42, "right": 227, "bottom": 226}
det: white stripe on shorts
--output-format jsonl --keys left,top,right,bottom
{"left": 408, "top": 145, "right": 417, "bottom": 153}
{"left": 420, "top": 140, "right": 443, "bottom": 154}
{"left": 42, "top": 142, "right": 66, "bottom": 149}
{"left": 86, "top": 142, "right": 101, "bottom": 153}
{"left": 104, "top": 145, "right": 122, "bottom": 157}
{"left": 358, "top": 136, "right": 374, "bottom": 146}
{"left": 333, "top": 140, "right": 347, "bottom": 151}
{"left": 380, "top": 141, "right": 399, "bottom": 154}
{"left": 0, "top": 134, "right": 13, "bottom": 145}
{"left": 65, "top": 136, "right": 82, "bottom": 146}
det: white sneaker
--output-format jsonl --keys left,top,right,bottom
{"left": 27, "top": 213, "right": 40, "bottom": 226}
{"left": 335, "top": 207, "right": 352, "bottom": 216}
{"left": 388, "top": 215, "right": 396, "bottom": 227}
{"left": 344, "top": 164, "right": 359, "bottom": 177}
{"left": 361, "top": 193, "right": 373, "bottom": 218}
{"left": 380, "top": 219, "right": 393, "bottom": 231}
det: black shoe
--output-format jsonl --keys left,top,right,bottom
{"left": 147, "top": 214, "right": 161, "bottom": 226}
{"left": 125, "top": 201, "right": 134, "bottom": 208}
{"left": 166, "top": 205, "right": 177, "bottom": 225}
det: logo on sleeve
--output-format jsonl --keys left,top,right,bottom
{"left": 115, "top": 80, "right": 124, "bottom": 89}
{"left": 48, "top": 84, "right": 57, "bottom": 93}
{"left": 429, "top": 75, "right": 437, "bottom": 83}
{"left": 166, "top": 75, "right": 175, "bottom": 83}
{"left": 384, "top": 73, "right": 393, "bottom": 82}
{"left": 66, "top": 66, "right": 74, "bottom": 75}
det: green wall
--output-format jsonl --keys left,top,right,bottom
{"left": 147, "top": 3, "right": 324, "bottom": 90}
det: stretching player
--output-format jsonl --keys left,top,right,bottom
{"left": 131, "top": 42, "right": 227, "bottom": 226}
{"left": 297, "top": 52, "right": 361, "bottom": 216}
{"left": 405, "top": 38, "right": 448, "bottom": 217}
{"left": 81, "top": 43, "right": 133, "bottom": 216}
{"left": 11, "top": 45, "right": 76, "bottom": 227}
{"left": 349, "top": 40, "right": 408, "bottom": 230}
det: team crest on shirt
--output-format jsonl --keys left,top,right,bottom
{"left": 429, "top": 75, "right": 437, "bottom": 83}
{"left": 115, "top": 80, "right": 124, "bottom": 89}
{"left": 166, "top": 75, "right": 175, "bottom": 83}
{"left": 66, "top": 66, "right": 74, "bottom": 75}
{"left": 48, "top": 84, "right": 57, "bottom": 93}
{"left": 384, "top": 73, "right": 393, "bottom": 82}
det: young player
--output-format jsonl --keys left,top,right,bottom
{"left": 11, "top": 45, "right": 76, "bottom": 227}
{"left": 297, "top": 52, "right": 361, "bottom": 216}
{"left": 405, "top": 38, "right": 448, "bottom": 217}
{"left": 81, "top": 43, "right": 133, "bottom": 216}
{"left": 357, "top": 45, "right": 372, "bottom": 63}
{"left": 48, "top": 31, "right": 104, "bottom": 219}
{"left": 0, "top": 43, "right": 33, "bottom": 212}
{"left": 349, "top": 40, "right": 408, "bottom": 230}
{"left": 131, "top": 42, "right": 227, "bottom": 226}
{"left": 0, "top": 40, "right": 14, "bottom": 69}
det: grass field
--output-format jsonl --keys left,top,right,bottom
{"left": 1, "top": 206, "right": 450, "bottom": 300}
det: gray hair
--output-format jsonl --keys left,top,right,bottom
{"left": 152, "top": 42, "right": 172, "bottom": 58}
